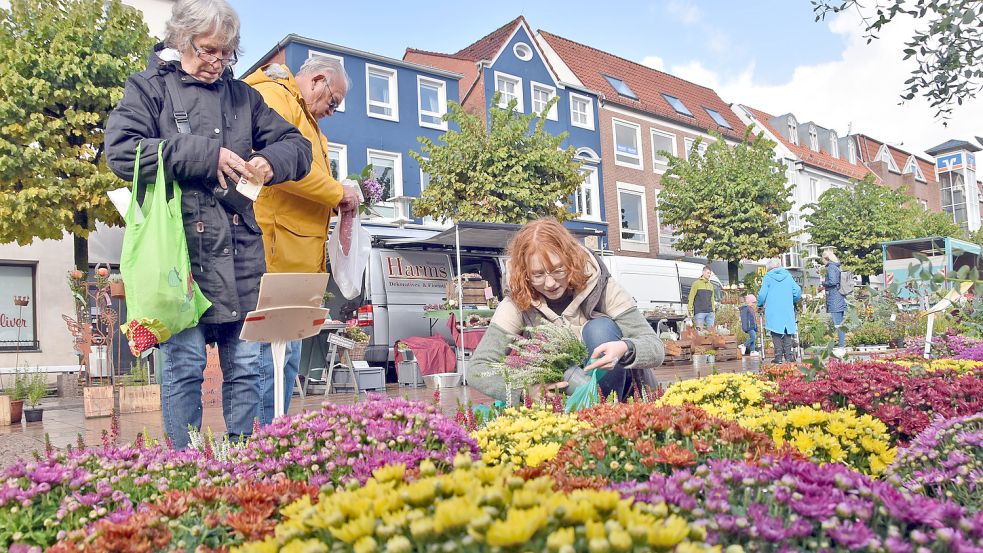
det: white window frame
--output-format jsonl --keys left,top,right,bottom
{"left": 418, "top": 160, "right": 451, "bottom": 229}
{"left": 365, "top": 63, "right": 399, "bottom": 122}
{"left": 809, "top": 125, "right": 819, "bottom": 151}
{"left": 416, "top": 76, "right": 447, "bottom": 130}
{"left": 617, "top": 182, "right": 648, "bottom": 249}
{"left": 683, "top": 137, "right": 708, "bottom": 161}
{"left": 366, "top": 149, "right": 403, "bottom": 221}
{"left": 494, "top": 71, "right": 523, "bottom": 111}
{"left": 574, "top": 165, "right": 601, "bottom": 222}
{"left": 327, "top": 143, "right": 348, "bottom": 182}
{"left": 810, "top": 177, "right": 819, "bottom": 202}
{"left": 848, "top": 140, "right": 857, "bottom": 164}
{"left": 530, "top": 81, "right": 558, "bottom": 120}
{"left": 513, "top": 42, "right": 533, "bottom": 61}
{"left": 651, "top": 129, "right": 677, "bottom": 173}
{"left": 612, "top": 118, "right": 643, "bottom": 169}
{"left": 829, "top": 132, "right": 839, "bottom": 158}
{"left": 307, "top": 51, "right": 346, "bottom": 112}
{"left": 787, "top": 117, "right": 798, "bottom": 145}
{"left": 653, "top": 188, "right": 681, "bottom": 253}
{"left": 569, "top": 92, "right": 594, "bottom": 130}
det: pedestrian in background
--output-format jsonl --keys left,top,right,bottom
{"left": 739, "top": 294, "right": 758, "bottom": 356}
{"left": 757, "top": 259, "right": 802, "bottom": 364}
{"left": 688, "top": 265, "right": 717, "bottom": 331}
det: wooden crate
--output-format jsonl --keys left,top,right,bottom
{"left": 83, "top": 385, "right": 114, "bottom": 418}
{"left": 0, "top": 395, "right": 10, "bottom": 426}
{"left": 662, "top": 339, "right": 693, "bottom": 366}
{"left": 446, "top": 280, "right": 488, "bottom": 303}
{"left": 710, "top": 335, "right": 738, "bottom": 348}
{"left": 119, "top": 384, "right": 161, "bottom": 414}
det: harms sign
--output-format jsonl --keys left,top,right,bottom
{"left": 382, "top": 253, "right": 450, "bottom": 292}
{"left": 0, "top": 264, "right": 37, "bottom": 350}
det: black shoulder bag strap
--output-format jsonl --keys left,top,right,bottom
{"left": 162, "top": 71, "right": 192, "bottom": 134}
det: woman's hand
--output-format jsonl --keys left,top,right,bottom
{"left": 584, "top": 340, "right": 628, "bottom": 372}
{"left": 216, "top": 147, "right": 250, "bottom": 188}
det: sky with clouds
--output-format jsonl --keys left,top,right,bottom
{"left": 2, "top": 0, "right": 978, "bottom": 157}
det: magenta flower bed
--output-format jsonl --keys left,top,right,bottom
{"left": 618, "top": 457, "right": 983, "bottom": 552}
{"left": 232, "top": 395, "right": 479, "bottom": 487}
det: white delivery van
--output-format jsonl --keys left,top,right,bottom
{"left": 600, "top": 255, "right": 724, "bottom": 316}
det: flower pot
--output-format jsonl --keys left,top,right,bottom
{"left": 9, "top": 399, "right": 23, "bottom": 424}
{"left": 83, "top": 385, "right": 115, "bottom": 418}
{"left": 23, "top": 407, "right": 43, "bottom": 423}
{"left": 706, "top": 355, "right": 716, "bottom": 365}
{"left": 109, "top": 281, "right": 126, "bottom": 299}
{"left": 119, "top": 384, "right": 160, "bottom": 414}
{"left": 0, "top": 395, "right": 18, "bottom": 425}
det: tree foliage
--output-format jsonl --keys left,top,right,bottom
{"left": 0, "top": 0, "right": 154, "bottom": 268}
{"left": 902, "top": 203, "right": 966, "bottom": 239}
{"left": 804, "top": 175, "right": 913, "bottom": 277}
{"left": 410, "top": 93, "right": 584, "bottom": 224}
{"left": 658, "top": 129, "right": 793, "bottom": 285}
{"left": 813, "top": 0, "right": 983, "bottom": 118}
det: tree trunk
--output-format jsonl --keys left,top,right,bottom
{"left": 73, "top": 210, "right": 89, "bottom": 272}
{"left": 728, "top": 260, "right": 740, "bottom": 286}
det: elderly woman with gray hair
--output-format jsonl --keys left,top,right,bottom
{"left": 105, "top": 0, "right": 313, "bottom": 449}
{"left": 822, "top": 250, "right": 848, "bottom": 348}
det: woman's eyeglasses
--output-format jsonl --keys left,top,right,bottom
{"left": 191, "top": 41, "right": 237, "bottom": 67}
{"left": 529, "top": 267, "right": 568, "bottom": 284}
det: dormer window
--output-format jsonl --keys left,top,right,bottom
{"left": 809, "top": 125, "right": 818, "bottom": 151}
{"left": 848, "top": 140, "right": 857, "bottom": 164}
{"left": 876, "top": 144, "right": 900, "bottom": 173}
{"left": 830, "top": 132, "right": 839, "bottom": 158}
{"left": 787, "top": 117, "right": 798, "bottom": 145}
{"left": 904, "top": 155, "right": 927, "bottom": 182}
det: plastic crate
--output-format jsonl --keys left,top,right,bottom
{"left": 397, "top": 361, "right": 425, "bottom": 387}
{"left": 330, "top": 365, "right": 386, "bottom": 392}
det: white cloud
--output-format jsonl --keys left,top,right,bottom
{"left": 666, "top": 0, "right": 702, "bottom": 25}
{"left": 641, "top": 55, "right": 665, "bottom": 71}
{"left": 664, "top": 11, "right": 983, "bottom": 157}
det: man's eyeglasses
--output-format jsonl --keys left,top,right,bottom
{"left": 529, "top": 267, "right": 568, "bottom": 285}
{"left": 191, "top": 41, "right": 237, "bottom": 67}
{"left": 321, "top": 80, "right": 342, "bottom": 112}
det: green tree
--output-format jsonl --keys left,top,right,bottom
{"left": 813, "top": 0, "right": 982, "bottom": 118}
{"left": 804, "top": 175, "right": 911, "bottom": 279}
{"left": 410, "top": 93, "right": 584, "bottom": 224}
{"left": 658, "top": 129, "right": 793, "bottom": 285}
{"left": 0, "top": 0, "right": 154, "bottom": 270}
{"left": 902, "top": 204, "right": 966, "bottom": 239}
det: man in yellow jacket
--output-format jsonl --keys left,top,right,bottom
{"left": 244, "top": 56, "right": 358, "bottom": 423}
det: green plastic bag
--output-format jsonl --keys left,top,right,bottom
{"left": 564, "top": 369, "right": 600, "bottom": 412}
{"left": 120, "top": 142, "right": 211, "bottom": 346}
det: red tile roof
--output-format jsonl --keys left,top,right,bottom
{"left": 452, "top": 16, "right": 527, "bottom": 62}
{"left": 537, "top": 30, "right": 745, "bottom": 140}
{"left": 855, "top": 134, "right": 937, "bottom": 183}
{"left": 742, "top": 106, "right": 873, "bottom": 181}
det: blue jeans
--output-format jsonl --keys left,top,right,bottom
{"left": 581, "top": 317, "right": 630, "bottom": 400}
{"left": 159, "top": 320, "right": 260, "bottom": 450}
{"left": 694, "top": 312, "right": 715, "bottom": 330}
{"left": 743, "top": 329, "right": 757, "bottom": 352}
{"left": 257, "top": 339, "right": 302, "bottom": 425}
{"left": 830, "top": 311, "right": 846, "bottom": 347}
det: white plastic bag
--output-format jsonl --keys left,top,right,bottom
{"left": 328, "top": 182, "right": 369, "bottom": 299}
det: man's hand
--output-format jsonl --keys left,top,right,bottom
{"left": 246, "top": 155, "right": 273, "bottom": 185}
{"left": 338, "top": 183, "right": 360, "bottom": 213}
{"left": 584, "top": 340, "right": 629, "bottom": 372}
{"left": 216, "top": 147, "right": 249, "bottom": 189}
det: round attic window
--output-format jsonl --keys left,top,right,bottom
{"left": 513, "top": 42, "right": 533, "bottom": 61}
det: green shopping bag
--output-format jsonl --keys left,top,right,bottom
{"left": 564, "top": 369, "right": 600, "bottom": 412}
{"left": 120, "top": 141, "right": 211, "bottom": 351}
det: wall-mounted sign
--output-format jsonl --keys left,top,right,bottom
{"left": 0, "top": 264, "right": 37, "bottom": 351}
{"left": 937, "top": 152, "right": 964, "bottom": 173}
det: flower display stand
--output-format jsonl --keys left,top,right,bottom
{"left": 83, "top": 385, "right": 114, "bottom": 418}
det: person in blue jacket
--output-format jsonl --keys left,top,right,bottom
{"left": 821, "top": 250, "right": 848, "bottom": 348}
{"left": 757, "top": 259, "right": 802, "bottom": 364}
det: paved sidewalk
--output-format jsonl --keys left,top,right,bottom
{"left": 0, "top": 357, "right": 760, "bottom": 470}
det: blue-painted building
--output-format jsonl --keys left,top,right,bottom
{"left": 404, "top": 17, "right": 609, "bottom": 248}
{"left": 245, "top": 34, "right": 462, "bottom": 225}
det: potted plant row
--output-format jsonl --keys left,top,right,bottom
{"left": 118, "top": 357, "right": 160, "bottom": 414}
{"left": 0, "top": 369, "right": 28, "bottom": 425}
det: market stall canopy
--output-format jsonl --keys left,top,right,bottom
{"left": 381, "top": 221, "right": 604, "bottom": 251}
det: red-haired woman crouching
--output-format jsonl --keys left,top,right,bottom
{"left": 470, "top": 218, "right": 664, "bottom": 404}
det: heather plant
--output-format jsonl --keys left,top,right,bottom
{"left": 231, "top": 396, "right": 478, "bottom": 487}
{"left": 620, "top": 457, "right": 983, "bottom": 552}
{"left": 238, "top": 457, "right": 716, "bottom": 553}
{"left": 888, "top": 412, "right": 983, "bottom": 511}
{"left": 483, "top": 323, "right": 588, "bottom": 405}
